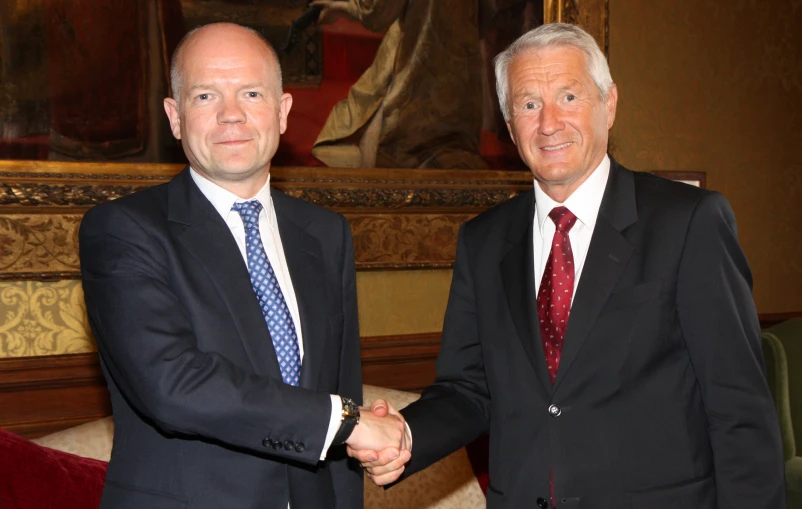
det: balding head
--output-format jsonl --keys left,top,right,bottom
{"left": 169, "top": 23, "right": 283, "bottom": 104}
{"left": 162, "top": 21, "right": 293, "bottom": 198}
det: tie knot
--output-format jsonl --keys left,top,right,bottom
{"left": 232, "top": 200, "right": 263, "bottom": 230}
{"left": 549, "top": 206, "right": 577, "bottom": 233}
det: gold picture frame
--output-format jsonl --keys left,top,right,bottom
{"left": 545, "top": 0, "right": 609, "bottom": 55}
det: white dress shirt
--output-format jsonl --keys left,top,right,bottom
{"left": 190, "top": 169, "right": 342, "bottom": 464}
{"left": 533, "top": 155, "right": 611, "bottom": 299}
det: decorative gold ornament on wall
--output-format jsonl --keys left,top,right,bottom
{"left": 0, "top": 280, "right": 94, "bottom": 358}
{"left": 0, "top": 215, "right": 82, "bottom": 277}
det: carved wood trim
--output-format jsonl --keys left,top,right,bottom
{"left": 0, "top": 161, "right": 533, "bottom": 272}
{"left": 0, "top": 353, "right": 111, "bottom": 438}
{"left": 0, "top": 332, "right": 443, "bottom": 437}
{"left": 0, "top": 353, "right": 104, "bottom": 392}
{"left": 0, "top": 161, "right": 533, "bottom": 210}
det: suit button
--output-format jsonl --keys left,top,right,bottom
{"left": 262, "top": 438, "right": 273, "bottom": 448}
{"left": 295, "top": 442, "right": 305, "bottom": 453}
{"left": 536, "top": 497, "right": 549, "bottom": 508}
{"left": 284, "top": 440, "right": 295, "bottom": 451}
{"left": 548, "top": 404, "right": 562, "bottom": 417}
{"left": 272, "top": 440, "right": 281, "bottom": 450}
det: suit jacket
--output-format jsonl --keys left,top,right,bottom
{"left": 79, "top": 168, "right": 363, "bottom": 509}
{"left": 400, "top": 159, "right": 785, "bottom": 508}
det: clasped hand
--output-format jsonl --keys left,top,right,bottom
{"left": 345, "top": 399, "right": 411, "bottom": 485}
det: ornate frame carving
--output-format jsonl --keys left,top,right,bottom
{"left": 0, "top": 161, "right": 534, "bottom": 276}
{"left": 0, "top": 161, "right": 709, "bottom": 278}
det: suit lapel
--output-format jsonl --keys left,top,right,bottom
{"left": 500, "top": 191, "right": 554, "bottom": 394}
{"left": 273, "top": 191, "right": 328, "bottom": 391}
{"left": 553, "top": 160, "right": 637, "bottom": 391}
{"left": 167, "top": 169, "right": 281, "bottom": 376}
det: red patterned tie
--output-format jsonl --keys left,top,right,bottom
{"left": 537, "top": 206, "right": 577, "bottom": 383}
{"left": 537, "top": 206, "right": 577, "bottom": 509}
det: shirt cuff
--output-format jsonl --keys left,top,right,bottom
{"left": 405, "top": 421, "right": 413, "bottom": 451}
{"left": 320, "top": 394, "right": 343, "bottom": 460}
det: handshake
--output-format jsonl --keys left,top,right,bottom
{"left": 344, "top": 399, "right": 412, "bottom": 486}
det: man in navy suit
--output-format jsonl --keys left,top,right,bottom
{"left": 351, "top": 22, "right": 785, "bottom": 508}
{"left": 80, "top": 22, "right": 406, "bottom": 509}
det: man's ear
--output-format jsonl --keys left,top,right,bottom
{"left": 278, "top": 92, "right": 293, "bottom": 135}
{"left": 163, "top": 98, "right": 182, "bottom": 140}
{"left": 506, "top": 121, "right": 517, "bottom": 146}
{"left": 605, "top": 83, "right": 618, "bottom": 130}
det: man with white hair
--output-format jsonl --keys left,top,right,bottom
{"left": 350, "top": 22, "right": 785, "bottom": 508}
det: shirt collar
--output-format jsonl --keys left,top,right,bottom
{"left": 189, "top": 168, "right": 277, "bottom": 231}
{"left": 534, "top": 154, "right": 610, "bottom": 236}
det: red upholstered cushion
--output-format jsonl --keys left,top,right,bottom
{"left": 0, "top": 427, "right": 107, "bottom": 509}
{"left": 465, "top": 433, "right": 489, "bottom": 496}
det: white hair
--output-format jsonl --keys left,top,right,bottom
{"left": 493, "top": 23, "right": 613, "bottom": 122}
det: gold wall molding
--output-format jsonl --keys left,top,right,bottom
{"left": 283, "top": 187, "right": 521, "bottom": 210}
{"left": 0, "top": 161, "right": 533, "bottom": 273}
{"left": 0, "top": 161, "right": 532, "bottom": 210}
{"left": 0, "top": 182, "right": 160, "bottom": 207}
{"left": 0, "top": 180, "right": 521, "bottom": 210}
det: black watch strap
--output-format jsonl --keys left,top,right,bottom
{"left": 332, "top": 397, "right": 360, "bottom": 446}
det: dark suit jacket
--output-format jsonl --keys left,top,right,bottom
{"left": 400, "top": 159, "right": 785, "bottom": 508}
{"left": 79, "top": 168, "right": 363, "bottom": 509}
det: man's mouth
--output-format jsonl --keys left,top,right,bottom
{"left": 541, "top": 142, "right": 572, "bottom": 152}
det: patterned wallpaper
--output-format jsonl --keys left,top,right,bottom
{"left": 608, "top": 0, "right": 802, "bottom": 312}
{"left": 0, "top": 281, "right": 93, "bottom": 357}
{"left": 0, "top": 271, "right": 452, "bottom": 358}
{"left": 0, "top": 214, "right": 81, "bottom": 273}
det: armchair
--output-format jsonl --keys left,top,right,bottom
{"left": 762, "top": 318, "right": 802, "bottom": 506}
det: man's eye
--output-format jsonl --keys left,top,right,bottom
{"left": 197, "top": 94, "right": 210, "bottom": 101}
{"left": 247, "top": 92, "right": 260, "bottom": 98}
{"left": 565, "top": 94, "right": 576, "bottom": 102}
{"left": 524, "top": 102, "right": 535, "bottom": 110}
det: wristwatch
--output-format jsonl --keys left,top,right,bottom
{"left": 332, "top": 397, "right": 360, "bottom": 445}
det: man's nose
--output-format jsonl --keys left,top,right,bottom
{"left": 217, "top": 98, "right": 246, "bottom": 124}
{"left": 538, "top": 103, "right": 564, "bottom": 136}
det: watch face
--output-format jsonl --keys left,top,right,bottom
{"left": 342, "top": 398, "right": 359, "bottom": 416}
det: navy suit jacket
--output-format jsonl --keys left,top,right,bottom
{"left": 80, "top": 168, "right": 363, "bottom": 509}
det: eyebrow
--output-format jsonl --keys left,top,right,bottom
{"left": 512, "top": 91, "right": 542, "bottom": 104}
{"left": 239, "top": 83, "right": 268, "bottom": 90}
{"left": 186, "top": 83, "right": 268, "bottom": 92}
{"left": 187, "top": 84, "right": 214, "bottom": 93}
{"left": 557, "top": 80, "right": 585, "bottom": 92}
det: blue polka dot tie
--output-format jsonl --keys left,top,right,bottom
{"left": 232, "top": 200, "right": 301, "bottom": 386}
